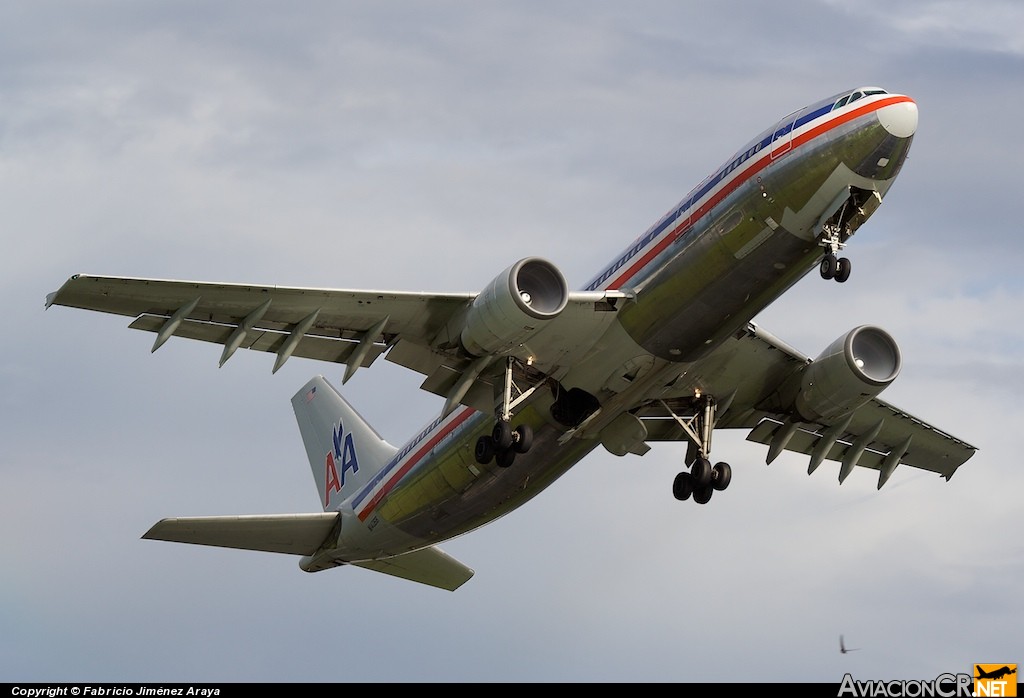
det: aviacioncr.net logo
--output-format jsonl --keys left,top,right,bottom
{"left": 838, "top": 673, "right": 972, "bottom": 697}
{"left": 838, "top": 666, "right": 1019, "bottom": 698}
{"left": 974, "top": 664, "right": 1017, "bottom": 697}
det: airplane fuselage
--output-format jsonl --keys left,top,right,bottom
{"left": 303, "top": 89, "right": 921, "bottom": 565}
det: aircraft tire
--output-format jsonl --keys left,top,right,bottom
{"left": 712, "top": 462, "right": 732, "bottom": 491}
{"left": 691, "top": 457, "right": 712, "bottom": 488}
{"left": 693, "top": 485, "right": 714, "bottom": 505}
{"left": 513, "top": 424, "right": 533, "bottom": 453}
{"left": 492, "top": 421, "right": 513, "bottom": 450}
{"left": 820, "top": 254, "right": 837, "bottom": 279}
{"left": 496, "top": 449, "right": 516, "bottom": 468}
{"left": 673, "top": 471, "right": 693, "bottom": 501}
{"left": 475, "top": 435, "right": 495, "bottom": 464}
{"left": 835, "top": 257, "right": 851, "bottom": 283}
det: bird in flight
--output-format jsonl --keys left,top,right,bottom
{"left": 840, "top": 635, "right": 861, "bottom": 654}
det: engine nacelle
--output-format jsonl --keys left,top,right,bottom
{"left": 460, "top": 257, "right": 569, "bottom": 357}
{"left": 792, "top": 325, "right": 901, "bottom": 422}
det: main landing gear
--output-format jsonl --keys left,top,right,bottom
{"left": 661, "top": 394, "right": 733, "bottom": 505}
{"left": 475, "top": 420, "right": 533, "bottom": 468}
{"left": 672, "top": 458, "right": 732, "bottom": 504}
{"left": 474, "top": 357, "right": 538, "bottom": 469}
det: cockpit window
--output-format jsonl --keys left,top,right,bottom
{"left": 833, "top": 88, "right": 888, "bottom": 111}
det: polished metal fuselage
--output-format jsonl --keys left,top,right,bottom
{"left": 332, "top": 90, "right": 917, "bottom": 559}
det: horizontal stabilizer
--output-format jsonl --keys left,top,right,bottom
{"left": 352, "top": 546, "right": 474, "bottom": 592}
{"left": 144, "top": 514, "right": 474, "bottom": 590}
{"left": 143, "top": 513, "right": 339, "bottom": 555}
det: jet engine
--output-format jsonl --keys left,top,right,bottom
{"left": 791, "top": 325, "right": 901, "bottom": 422}
{"left": 460, "top": 257, "right": 569, "bottom": 357}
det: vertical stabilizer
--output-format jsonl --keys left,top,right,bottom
{"left": 292, "top": 375, "right": 398, "bottom": 511}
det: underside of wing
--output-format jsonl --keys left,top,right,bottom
{"left": 46, "top": 274, "right": 471, "bottom": 376}
{"left": 46, "top": 271, "right": 627, "bottom": 415}
{"left": 744, "top": 399, "right": 976, "bottom": 484}
{"left": 631, "top": 321, "right": 978, "bottom": 488}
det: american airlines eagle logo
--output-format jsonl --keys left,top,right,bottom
{"left": 323, "top": 420, "right": 359, "bottom": 507}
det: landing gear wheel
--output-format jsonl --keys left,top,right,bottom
{"left": 690, "top": 457, "right": 712, "bottom": 488}
{"left": 492, "top": 421, "right": 513, "bottom": 450}
{"left": 673, "top": 472, "right": 693, "bottom": 501}
{"left": 819, "top": 254, "right": 837, "bottom": 280}
{"left": 474, "top": 435, "right": 495, "bottom": 465}
{"left": 835, "top": 257, "right": 851, "bottom": 283}
{"left": 693, "top": 485, "right": 714, "bottom": 505}
{"left": 712, "top": 462, "right": 732, "bottom": 491}
{"left": 495, "top": 449, "right": 516, "bottom": 468}
{"left": 512, "top": 424, "right": 533, "bottom": 453}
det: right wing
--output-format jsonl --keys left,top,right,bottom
{"left": 45, "top": 273, "right": 472, "bottom": 376}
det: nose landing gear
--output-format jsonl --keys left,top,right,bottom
{"left": 819, "top": 253, "right": 851, "bottom": 283}
{"left": 817, "top": 187, "right": 879, "bottom": 283}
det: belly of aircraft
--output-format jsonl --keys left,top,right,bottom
{"left": 351, "top": 401, "right": 601, "bottom": 549}
{"left": 618, "top": 125, "right": 906, "bottom": 363}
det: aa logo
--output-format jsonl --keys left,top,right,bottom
{"left": 974, "top": 664, "right": 1017, "bottom": 697}
{"left": 323, "top": 420, "right": 359, "bottom": 507}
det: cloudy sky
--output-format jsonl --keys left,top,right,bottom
{"left": 3, "top": 0, "right": 1022, "bottom": 684}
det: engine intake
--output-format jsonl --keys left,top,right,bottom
{"left": 792, "top": 325, "right": 901, "bottom": 422}
{"left": 460, "top": 257, "right": 569, "bottom": 357}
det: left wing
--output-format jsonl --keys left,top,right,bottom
{"left": 633, "top": 322, "right": 977, "bottom": 488}
{"left": 45, "top": 271, "right": 625, "bottom": 410}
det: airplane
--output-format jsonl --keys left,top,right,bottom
{"left": 46, "top": 85, "right": 978, "bottom": 591}
{"left": 975, "top": 666, "right": 1017, "bottom": 681}
{"left": 840, "top": 636, "right": 860, "bottom": 654}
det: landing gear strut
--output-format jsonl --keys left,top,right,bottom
{"left": 818, "top": 197, "right": 858, "bottom": 283}
{"left": 662, "top": 394, "right": 733, "bottom": 505}
{"left": 474, "top": 357, "right": 537, "bottom": 468}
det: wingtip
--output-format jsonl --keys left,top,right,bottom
{"left": 45, "top": 274, "right": 84, "bottom": 309}
{"left": 141, "top": 519, "right": 167, "bottom": 540}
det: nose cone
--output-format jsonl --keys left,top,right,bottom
{"left": 877, "top": 99, "right": 918, "bottom": 138}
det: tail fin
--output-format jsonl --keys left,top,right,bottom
{"left": 292, "top": 375, "right": 398, "bottom": 511}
